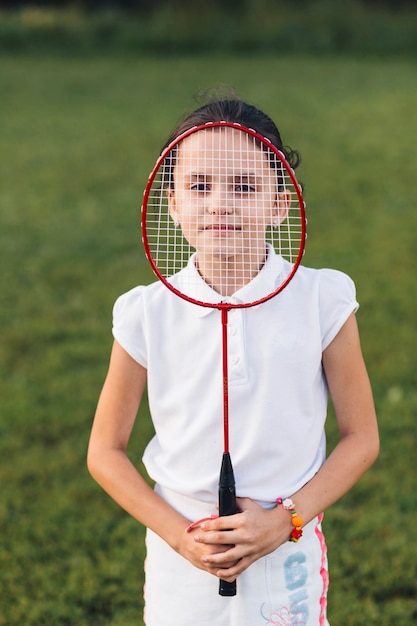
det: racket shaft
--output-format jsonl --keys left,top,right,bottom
{"left": 218, "top": 453, "right": 237, "bottom": 596}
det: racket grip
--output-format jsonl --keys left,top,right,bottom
{"left": 218, "top": 453, "right": 237, "bottom": 597}
{"left": 219, "top": 577, "right": 237, "bottom": 597}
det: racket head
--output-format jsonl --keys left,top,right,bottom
{"left": 141, "top": 121, "right": 306, "bottom": 308}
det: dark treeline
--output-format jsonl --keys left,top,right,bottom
{"left": 0, "top": 0, "right": 414, "bottom": 11}
{"left": 1, "top": 0, "right": 416, "bottom": 56}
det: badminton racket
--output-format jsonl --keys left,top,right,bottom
{"left": 141, "top": 121, "right": 306, "bottom": 596}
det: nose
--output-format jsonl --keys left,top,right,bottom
{"left": 207, "top": 185, "right": 232, "bottom": 215}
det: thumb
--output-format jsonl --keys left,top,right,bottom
{"left": 236, "top": 497, "right": 262, "bottom": 512}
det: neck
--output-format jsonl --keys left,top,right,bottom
{"left": 195, "top": 249, "right": 267, "bottom": 297}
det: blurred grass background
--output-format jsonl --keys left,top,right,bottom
{"left": 1, "top": 2, "right": 417, "bottom": 624}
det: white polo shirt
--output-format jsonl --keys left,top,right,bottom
{"left": 112, "top": 248, "right": 358, "bottom": 505}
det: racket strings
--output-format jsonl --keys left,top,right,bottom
{"left": 144, "top": 124, "right": 304, "bottom": 303}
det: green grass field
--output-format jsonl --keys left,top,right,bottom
{"left": 1, "top": 54, "right": 416, "bottom": 625}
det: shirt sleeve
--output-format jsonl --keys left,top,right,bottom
{"left": 112, "top": 286, "right": 148, "bottom": 367}
{"left": 319, "top": 268, "right": 359, "bottom": 351}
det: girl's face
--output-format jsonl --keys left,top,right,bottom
{"left": 167, "top": 127, "right": 289, "bottom": 260}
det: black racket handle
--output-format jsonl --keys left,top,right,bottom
{"left": 218, "top": 453, "right": 237, "bottom": 597}
{"left": 219, "top": 576, "right": 236, "bottom": 596}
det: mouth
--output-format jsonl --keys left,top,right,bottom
{"left": 204, "top": 224, "right": 241, "bottom": 231}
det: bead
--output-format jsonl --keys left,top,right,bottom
{"left": 291, "top": 514, "right": 303, "bottom": 527}
{"left": 290, "top": 528, "right": 303, "bottom": 542}
{"left": 277, "top": 496, "right": 304, "bottom": 543}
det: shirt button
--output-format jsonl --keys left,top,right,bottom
{"left": 231, "top": 355, "right": 240, "bottom": 365}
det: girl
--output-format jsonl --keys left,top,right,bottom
{"left": 87, "top": 98, "right": 379, "bottom": 626}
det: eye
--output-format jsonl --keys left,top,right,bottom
{"left": 234, "top": 176, "right": 258, "bottom": 193}
{"left": 235, "top": 183, "right": 256, "bottom": 193}
{"left": 191, "top": 182, "right": 210, "bottom": 192}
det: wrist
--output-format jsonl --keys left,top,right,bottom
{"left": 276, "top": 497, "right": 304, "bottom": 542}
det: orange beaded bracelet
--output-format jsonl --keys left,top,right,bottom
{"left": 277, "top": 497, "right": 304, "bottom": 542}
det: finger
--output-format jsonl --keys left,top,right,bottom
{"left": 216, "top": 571, "right": 237, "bottom": 583}
{"left": 216, "top": 556, "right": 252, "bottom": 579}
{"left": 200, "top": 541, "right": 243, "bottom": 565}
{"left": 194, "top": 528, "right": 237, "bottom": 546}
{"left": 202, "top": 551, "right": 240, "bottom": 570}
{"left": 199, "top": 514, "right": 241, "bottom": 533}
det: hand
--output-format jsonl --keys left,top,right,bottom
{"left": 188, "top": 498, "right": 293, "bottom": 582}
{"left": 177, "top": 518, "right": 239, "bottom": 578}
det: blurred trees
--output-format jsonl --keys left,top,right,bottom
{"left": 0, "top": 0, "right": 414, "bottom": 11}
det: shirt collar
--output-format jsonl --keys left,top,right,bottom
{"left": 174, "top": 244, "right": 285, "bottom": 318}
{"left": 233, "top": 244, "right": 285, "bottom": 304}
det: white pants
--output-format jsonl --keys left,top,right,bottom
{"left": 144, "top": 486, "right": 329, "bottom": 626}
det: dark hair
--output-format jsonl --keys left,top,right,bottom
{"left": 162, "top": 99, "right": 301, "bottom": 171}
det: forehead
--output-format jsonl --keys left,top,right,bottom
{"left": 176, "top": 127, "right": 270, "bottom": 172}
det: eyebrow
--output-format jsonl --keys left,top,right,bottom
{"left": 186, "top": 173, "right": 213, "bottom": 181}
{"left": 184, "top": 173, "right": 262, "bottom": 182}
